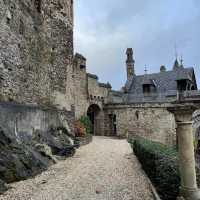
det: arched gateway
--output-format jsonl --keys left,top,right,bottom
{"left": 87, "top": 104, "right": 103, "bottom": 135}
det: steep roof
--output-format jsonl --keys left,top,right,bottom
{"left": 125, "top": 67, "right": 196, "bottom": 94}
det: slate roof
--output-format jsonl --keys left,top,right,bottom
{"left": 125, "top": 67, "right": 196, "bottom": 95}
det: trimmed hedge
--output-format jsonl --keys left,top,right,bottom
{"left": 129, "top": 137, "right": 180, "bottom": 200}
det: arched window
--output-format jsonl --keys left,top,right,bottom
{"left": 135, "top": 111, "right": 139, "bottom": 120}
{"left": 191, "top": 85, "right": 195, "bottom": 90}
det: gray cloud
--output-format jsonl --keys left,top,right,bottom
{"left": 74, "top": 0, "right": 200, "bottom": 89}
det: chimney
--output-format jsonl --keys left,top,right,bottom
{"left": 126, "top": 48, "right": 135, "bottom": 80}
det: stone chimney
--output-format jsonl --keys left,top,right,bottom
{"left": 126, "top": 48, "right": 135, "bottom": 80}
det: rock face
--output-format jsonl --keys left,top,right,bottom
{"left": 0, "top": 128, "right": 49, "bottom": 183}
{"left": 0, "top": 125, "right": 78, "bottom": 185}
{"left": 0, "top": 179, "right": 8, "bottom": 195}
{"left": 0, "top": 103, "right": 79, "bottom": 193}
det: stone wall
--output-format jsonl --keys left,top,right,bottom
{"left": 73, "top": 53, "right": 111, "bottom": 119}
{"left": 87, "top": 75, "right": 111, "bottom": 104}
{"left": 0, "top": 102, "right": 75, "bottom": 141}
{"left": 105, "top": 104, "right": 176, "bottom": 145}
{"left": 0, "top": 0, "right": 74, "bottom": 110}
{"left": 73, "top": 54, "right": 89, "bottom": 118}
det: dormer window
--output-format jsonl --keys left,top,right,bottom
{"left": 143, "top": 84, "right": 150, "bottom": 94}
{"left": 142, "top": 79, "right": 157, "bottom": 95}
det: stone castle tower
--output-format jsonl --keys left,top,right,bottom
{"left": 126, "top": 48, "right": 135, "bottom": 80}
{"left": 0, "top": 0, "right": 74, "bottom": 110}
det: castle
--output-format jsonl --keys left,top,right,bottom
{"left": 73, "top": 48, "right": 199, "bottom": 146}
{"left": 0, "top": 0, "right": 200, "bottom": 147}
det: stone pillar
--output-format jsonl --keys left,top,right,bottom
{"left": 177, "top": 121, "right": 200, "bottom": 199}
{"left": 168, "top": 107, "right": 200, "bottom": 200}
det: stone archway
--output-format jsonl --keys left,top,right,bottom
{"left": 87, "top": 104, "right": 102, "bottom": 135}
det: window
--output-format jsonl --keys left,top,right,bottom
{"left": 19, "top": 19, "right": 24, "bottom": 35}
{"left": 191, "top": 85, "right": 195, "bottom": 90}
{"left": 135, "top": 111, "right": 139, "bottom": 120}
{"left": 35, "top": 0, "right": 41, "bottom": 13}
{"left": 80, "top": 64, "right": 86, "bottom": 69}
{"left": 177, "top": 80, "right": 187, "bottom": 91}
{"left": 6, "top": 10, "right": 11, "bottom": 25}
{"left": 6, "top": 17, "right": 10, "bottom": 25}
{"left": 143, "top": 84, "right": 156, "bottom": 94}
{"left": 143, "top": 84, "right": 150, "bottom": 94}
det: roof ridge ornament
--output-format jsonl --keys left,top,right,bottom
{"left": 180, "top": 55, "right": 184, "bottom": 68}
{"left": 173, "top": 58, "right": 180, "bottom": 70}
{"left": 144, "top": 65, "right": 148, "bottom": 75}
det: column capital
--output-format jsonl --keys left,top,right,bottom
{"left": 167, "top": 105, "right": 196, "bottom": 122}
{"left": 168, "top": 106, "right": 195, "bottom": 115}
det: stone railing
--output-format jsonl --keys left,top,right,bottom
{"left": 193, "top": 109, "right": 200, "bottom": 123}
{"left": 179, "top": 90, "right": 200, "bottom": 102}
{"left": 109, "top": 90, "right": 200, "bottom": 104}
{"left": 193, "top": 109, "right": 200, "bottom": 171}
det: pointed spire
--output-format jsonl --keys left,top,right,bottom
{"left": 173, "top": 44, "right": 181, "bottom": 70}
{"left": 173, "top": 58, "right": 180, "bottom": 70}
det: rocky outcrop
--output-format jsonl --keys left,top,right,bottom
{"left": 0, "top": 102, "right": 78, "bottom": 194}
{"left": 0, "top": 179, "right": 8, "bottom": 195}
{"left": 0, "top": 128, "right": 48, "bottom": 183}
{"left": 0, "top": 125, "right": 79, "bottom": 193}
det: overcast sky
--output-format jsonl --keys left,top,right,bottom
{"left": 74, "top": 0, "right": 200, "bottom": 90}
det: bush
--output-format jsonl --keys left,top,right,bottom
{"left": 74, "top": 120, "right": 85, "bottom": 137}
{"left": 129, "top": 137, "right": 180, "bottom": 200}
{"left": 74, "top": 116, "right": 92, "bottom": 137}
{"left": 79, "top": 116, "right": 92, "bottom": 135}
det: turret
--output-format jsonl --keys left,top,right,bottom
{"left": 160, "top": 65, "right": 166, "bottom": 72}
{"left": 126, "top": 48, "right": 135, "bottom": 80}
{"left": 74, "top": 53, "right": 86, "bottom": 69}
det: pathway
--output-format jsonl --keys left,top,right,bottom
{"left": 0, "top": 136, "right": 154, "bottom": 200}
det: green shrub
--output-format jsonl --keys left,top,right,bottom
{"left": 129, "top": 137, "right": 180, "bottom": 200}
{"left": 79, "top": 116, "right": 92, "bottom": 135}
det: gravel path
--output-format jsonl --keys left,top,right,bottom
{"left": 0, "top": 136, "right": 154, "bottom": 200}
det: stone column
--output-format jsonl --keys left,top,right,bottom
{"left": 177, "top": 121, "right": 200, "bottom": 199}
{"left": 169, "top": 107, "right": 200, "bottom": 200}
